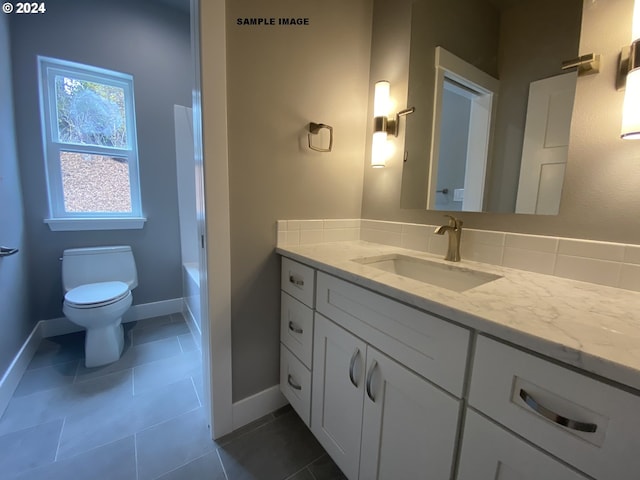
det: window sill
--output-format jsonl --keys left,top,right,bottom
{"left": 44, "top": 217, "right": 147, "bottom": 231}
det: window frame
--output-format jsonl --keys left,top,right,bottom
{"left": 38, "top": 56, "right": 145, "bottom": 230}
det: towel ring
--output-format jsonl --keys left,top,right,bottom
{"left": 308, "top": 122, "right": 333, "bottom": 152}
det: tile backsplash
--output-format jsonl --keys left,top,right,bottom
{"left": 277, "top": 219, "right": 640, "bottom": 293}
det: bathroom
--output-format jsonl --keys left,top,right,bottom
{"left": 2, "top": 0, "right": 640, "bottom": 478}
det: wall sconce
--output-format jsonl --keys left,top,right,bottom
{"left": 371, "top": 80, "right": 415, "bottom": 167}
{"left": 620, "top": 0, "right": 640, "bottom": 139}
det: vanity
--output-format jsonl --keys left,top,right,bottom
{"left": 277, "top": 241, "right": 640, "bottom": 480}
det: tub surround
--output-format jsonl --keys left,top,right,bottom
{"left": 277, "top": 220, "right": 640, "bottom": 393}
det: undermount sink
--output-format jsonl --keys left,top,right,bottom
{"left": 351, "top": 254, "right": 502, "bottom": 292}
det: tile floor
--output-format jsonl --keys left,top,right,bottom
{"left": 0, "top": 314, "right": 345, "bottom": 480}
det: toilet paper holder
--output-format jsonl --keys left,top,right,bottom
{"left": 0, "top": 246, "right": 19, "bottom": 257}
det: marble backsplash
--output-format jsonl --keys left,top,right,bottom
{"left": 276, "top": 218, "right": 640, "bottom": 293}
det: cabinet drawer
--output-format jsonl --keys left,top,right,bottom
{"left": 316, "top": 272, "right": 470, "bottom": 397}
{"left": 281, "top": 257, "right": 315, "bottom": 307}
{"left": 280, "top": 292, "right": 313, "bottom": 369}
{"left": 280, "top": 344, "right": 312, "bottom": 426}
{"left": 469, "top": 335, "right": 640, "bottom": 480}
{"left": 458, "top": 409, "right": 588, "bottom": 480}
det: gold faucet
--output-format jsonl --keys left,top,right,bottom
{"left": 434, "top": 215, "right": 463, "bottom": 262}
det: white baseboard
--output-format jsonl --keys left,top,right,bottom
{"left": 0, "top": 322, "right": 44, "bottom": 417}
{"left": 40, "top": 298, "right": 184, "bottom": 338}
{"left": 232, "top": 384, "right": 288, "bottom": 431}
{"left": 127, "top": 298, "right": 183, "bottom": 322}
{"left": 182, "top": 299, "right": 202, "bottom": 348}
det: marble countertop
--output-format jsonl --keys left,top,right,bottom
{"left": 277, "top": 241, "right": 640, "bottom": 392}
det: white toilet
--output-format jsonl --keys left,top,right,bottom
{"left": 62, "top": 246, "right": 138, "bottom": 368}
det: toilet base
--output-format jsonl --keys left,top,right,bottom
{"left": 84, "top": 321, "right": 125, "bottom": 368}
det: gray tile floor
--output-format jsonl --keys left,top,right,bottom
{"left": 0, "top": 314, "right": 345, "bottom": 480}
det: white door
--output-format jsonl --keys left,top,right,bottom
{"left": 515, "top": 72, "right": 576, "bottom": 215}
{"left": 359, "top": 347, "right": 460, "bottom": 480}
{"left": 311, "top": 314, "right": 366, "bottom": 480}
{"left": 457, "top": 410, "right": 589, "bottom": 480}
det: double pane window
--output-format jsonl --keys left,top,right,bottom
{"left": 38, "top": 57, "right": 143, "bottom": 226}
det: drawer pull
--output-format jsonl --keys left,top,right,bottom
{"left": 288, "top": 321, "right": 303, "bottom": 334}
{"left": 519, "top": 389, "right": 597, "bottom": 433}
{"left": 289, "top": 275, "right": 304, "bottom": 287}
{"left": 349, "top": 348, "right": 361, "bottom": 387}
{"left": 287, "top": 374, "right": 302, "bottom": 391}
{"left": 366, "top": 360, "right": 378, "bottom": 402}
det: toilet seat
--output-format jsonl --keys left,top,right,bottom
{"left": 64, "top": 281, "right": 130, "bottom": 309}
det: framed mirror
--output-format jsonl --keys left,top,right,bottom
{"left": 399, "top": 0, "right": 583, "bottom": 215}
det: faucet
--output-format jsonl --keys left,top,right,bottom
{"left": 434, "top": 215, "right": 463, "bottom": 262}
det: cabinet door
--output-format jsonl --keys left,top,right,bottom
{"left": 312, "top": 314, "right": 367, "bottom": 480}
{"left": 359, "top": 346, "right": 460, "bottom": 480}
{"left": 457, "top": 410, "right": 589, "bottom": 480}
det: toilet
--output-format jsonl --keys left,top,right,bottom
{"left": 62, "top": 246, "right": 138, "bottom": 368}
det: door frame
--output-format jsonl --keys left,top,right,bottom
{"left": 191, "top": 0, "right": 234, "bottom": 439}
{"left": 428, "top": 47, "right": 499, "bottom": 211}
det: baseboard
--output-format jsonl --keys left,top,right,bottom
{"left": 40, "top": 298, "right": 183, "bottom": 338}
{"left": 0, "top": 321, "right": 44, "bottom": 418}
{"left": 232, "top": 384, "right": 288, "bottom": 431}
{"left": 182, "top": 299, "right": 202, "bottom": 347}
{"left": 127, "top": 298, "right": 183, "bottom": 322}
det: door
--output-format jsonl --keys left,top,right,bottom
{"left": 312, "top": 314, "right": 367, "bottom": 480}
{"left": 359, "top": 347, "right": 460, "bottom": 480}
{"left": 457, "top": 410, "right": 589, "bottom": 480}
{"left": 515, "top": 72, "right": 576, "bottom": 215}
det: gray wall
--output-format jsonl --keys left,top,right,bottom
{"left": 362, "top": 0, "right": 640, "bottom": 245}
{"left": 487, "top": 0, "right": 581, "bottom": 212}
{"left": 0, "top": 14, "right": 33, "bottom": 375}
{"left": 400, "top": 0, "right": 499, "bottom": 210}
{"left": 10, "top": 0, "right": 192, "bottom": 321}
{"left": 224, "top": 0, "right": 372, "bottom": 401}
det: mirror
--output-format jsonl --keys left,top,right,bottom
{"left": 399, "top": 0, "right": 583, "bottom": 214}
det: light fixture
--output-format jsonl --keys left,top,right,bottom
{"left": 621, "top": 0, "right": 640, "bottom": 139}
{"left": 371, "top": 80, "right": 415, "bottom": 167}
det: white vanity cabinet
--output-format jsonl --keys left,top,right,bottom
{"left": 312, "top": 272, "right": 469, "bottom": 480}
{"left": 279, "top": 257, "right": 316, "bottom": 425}
{"left": 279, "top": 248, "right": 640, "bottom": 480}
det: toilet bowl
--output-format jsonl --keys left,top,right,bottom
{"left": 61, "top": 246, "right": 138, "bottom": 368}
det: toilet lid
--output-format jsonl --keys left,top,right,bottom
{"left": 65, "top": 281, "right": 129, "bottom": 307}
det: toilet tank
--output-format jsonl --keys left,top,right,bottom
{"left": 62, "top": 246, "right": 138, "bottom": 291}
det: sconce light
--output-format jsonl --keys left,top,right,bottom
{"left": 371, "top": 80, "right": 415, "bottom": 167}
{"left": 620, "top": 0, "right": 640, "bottom": 139}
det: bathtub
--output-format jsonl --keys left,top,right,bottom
{"left": 183, "top": 262, "right": 201, "bottom": 337}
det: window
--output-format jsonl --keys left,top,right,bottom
{"left": 38, "top": 56, "right": 145, "bottom": 230}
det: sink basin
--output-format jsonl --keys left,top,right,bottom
{"left": 351, "top": 254, "right": 502, "bottom": 292}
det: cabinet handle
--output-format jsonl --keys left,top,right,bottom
{"left": 366, "top": 360, "right": 378, "bottom": 402}
{"left": 289, "top": 275, "right": 304, "bottom": 287}
{"left": 288, "top": 321, "right": 303, "bottom": 334}
{"left": 287, "top": 374, "right": 302, "bottom": 391}
{"left": 519, "top": 389, "right": 597, "bottom": 433}
{"left": 349, "top": 348, "right": 360, "bottom": 387}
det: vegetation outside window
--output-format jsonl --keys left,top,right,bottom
{"left": 38, "top": 56, "right": 145, "bottom": 231}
